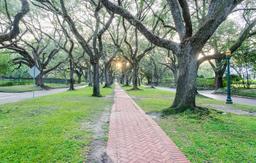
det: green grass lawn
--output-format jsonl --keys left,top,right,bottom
{"left": 0, "top": 83, "right": 83, "bottom": 93}
{"left": 125, "top": 86, "right": 256, "bottom": 163}
{"left": 215, "top": 88, "right": 256, "bottom": 99}
{"left": 0, "top": 86, "right": 113, "bottom": 162}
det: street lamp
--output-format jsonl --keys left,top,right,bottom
{"left": 225, "top": 49, "right": 233, "bottom": 104}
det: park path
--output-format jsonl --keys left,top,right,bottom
{"left": 106, "top": 84, "right": 189, "bottom": 163}
{"left": 0, "top": 86, "right": 85, "bottom": 105}
{"left": 157, "top": 87, "right": 256, "bottom": 106}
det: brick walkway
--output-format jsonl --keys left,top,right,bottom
{"left": 106, "top": 84, "right": 189, "bottom": 163}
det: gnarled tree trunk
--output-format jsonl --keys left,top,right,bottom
{"left": 172, "top": 53, "right": 198, "bottom": 111}
{"left": 214, "top": 71, "right": 225, "bottom": 90}
{"left": 88, "top": 67, "right": 93, "bottom": 86}
{"left": 125, "top": 73, "right": 130, "bottom": 86}
{"left": 92, "top": 60, "right": 101, "bottom": 97}
{"left": 132, "top": 63, "right": 139, "bottom": 89}
{"left": 35, "top": 72, "right": 45, "bottom": 88}
{"left": 69, "top": 58, "right": 75, "bottom": 90}
{"left": 104, "top": 66, "right": 111, "bottom": 88}
{"left": 77, "top": 74, "right": 82, "bottom": 84}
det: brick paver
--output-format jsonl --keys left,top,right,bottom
{"left": 106, "top": 84, "right": 190, "bottom": 163}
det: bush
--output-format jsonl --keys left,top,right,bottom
{"left": 0, "top": 79, "right": 32, "bottom": 87}
{"left": 230, "top": 74, "right": 242, "bottom": 81}
{"left": 196, "top": 78, "right": 215, "bottom": 90}
{"left": 159, "top": 78, "right": 215, "bottom": 90}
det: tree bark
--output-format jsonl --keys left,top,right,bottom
{"left": 92, "top": 60, "right": 101, "bottom": 97}
{"left": 172, "top": 54, "right": 198, "bottom": 111}
{"left": 125, "top": 73, "right": 130, "bottom": 86}
{"left": 69, "top": 58, "right": 75, "bottom": 90}
{"left": 88, "top": 67, "right": 93, "bottom": 86}
{"left": 0, "top": 0, "right": 29, "bottom": 43}
{"left": 214, "top": 71, "right": 224, "bottom": 90}
{"left": 132, "top": 63, "right": 139, "bottom": 89}
{"left": 120, "top": 73, "right": 124, "bottom": 84}
{"left": 35, "top": 72, "right": 45, "bottom": 88}
{"left": 103, "top": 66, "right": 111, "bottom": 88}
{"left": 77, "top": 74, "right": 82, "bottom": 84}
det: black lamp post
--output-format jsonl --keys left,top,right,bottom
{"left": 225, "top": 49, "right": 233, "bottom": 104}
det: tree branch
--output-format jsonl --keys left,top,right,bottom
{"left": 0, "top": 0, "right": 29, "bottom": 43}
{"left": 101, "top": 0, "right": 180, "bottom": 53}
{"left": 166, "top": 0, "right": 186, "bottom": 40}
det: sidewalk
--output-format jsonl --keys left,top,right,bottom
{"left": 157, "top": 87, "right": 256, "bottom": 106}
{"left": 106, "top": 84, "right": 189, "bottom": 163}
{"left": 0, "top": 86, "right": 85, "bottom": 105}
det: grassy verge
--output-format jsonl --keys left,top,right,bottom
{"left": 215, "top": 88, "right": 256, "bottom": 99}
{"left": 0, "top": 85, "right": 42, "bottom": 92}
{"left": 0, "top": 86, "right": 113, "bottom": 162}
{"left": 0, "top": 79, "right": 32, "bottom": 87}
{"left": 125, "top": 86, "right": 256, "bottom": 163}
{"left": 0, "top": 84, "right": 83, "bottom": 93}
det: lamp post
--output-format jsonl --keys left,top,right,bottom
{"left": 225, "top": 49, "right": 233, "bottom": 104}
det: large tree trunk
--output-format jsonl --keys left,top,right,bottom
{"left": 213, "top": 59, "right": 226, "bottom": 90}
{"left": 109, "top": 71, "right": 114, "bottom": 85}
{"left": 77, "top": 74, "right": 82, "bottom": 84}
{"left": 147, "top": 77, "right": 151, "bottom": 85}
{"left": 92, "top": 61, "right": 101, "bottom": 97}
{"left": 35, "top": 72, "right": 45, "bottom": 88}
{"left": 69, "top": 58, "right": 75, "bottom": 90}
{"left": 104, "top": 66, "right": 111, "bottom": 88}
{"left": 76, "top": 70, "right": 82, "bottom": 84}
{"left": 83, "top": 70, "right": 87, "bottom": 83}
{"left": 214, "top": 71, "right": 224, "bottom": 90}
{"left": 172, "top": 55, "right": 198, "bottom": 111}
{"left": 120, "top": 73, "right": 124, "bottom": 84}
{"left": 132, "top": 63, "right": 139, "bottom": 89}
{"left": 125, "top": 73, "right": 130, "bottom": 86}
{"left": 88, "top": 67, "right": 93, "bottom": 86}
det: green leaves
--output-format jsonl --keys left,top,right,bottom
{"left": 0, "top": 53, "right": 11, "bottom": 75}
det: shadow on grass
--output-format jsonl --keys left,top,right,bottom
{"left": 122, "top": 84, "right": 131, "bottom": 87}
{"left": 126, "top": 87, "right": 143, "bottom": 91}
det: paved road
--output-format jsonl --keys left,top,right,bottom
{"left": 106, "top": 84, "right": 189, "bottom": 162}
{"left": 0, "top": 86, "right": 85, "bottom": 105}
{"left": 157, "top": 87, "right": 256, "bottom": 106}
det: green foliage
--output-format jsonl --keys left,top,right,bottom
{"left": 209, "top": 20, "right": 239, "bottom": 52}
{"left": 197, "top": 78, "right": 215, "bottom": 89}
{"left": 0, "top": 53, "right": 11, "bottom": 75}
{"left": 233, "top": 40, "right": 256, "bottom": 71}
{"left": 126, "top": 87, "right": 256, "bottom": 162}
{"left": 0, "top": 79, "right": 32, "bottom": 87}
{"left": 215, "top": 88, "right": 256, "bottom": 99}
{"left": 0, "top": 86, "right": 113, "bottom": 162}
{"left": 198, "top": 63, "right": 215, "bottom": 78}
{"left": 160, "top": 78, "right": 215, "bottom": 90}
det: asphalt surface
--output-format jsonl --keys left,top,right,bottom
{"left": 0, "top": 86, "right": 85, "bottom": 105}
{"left": 157, "top": 87, "right": 256, "bottom": 106}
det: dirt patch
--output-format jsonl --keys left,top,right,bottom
{"left": 146, "top": 112, "right": 162, "bottom": 121}
{"left": 86, "top": 106, "right": 113, "bottom": 163}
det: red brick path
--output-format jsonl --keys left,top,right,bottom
{"left": 106, "top": 85, "right": 189, "bottom": 163}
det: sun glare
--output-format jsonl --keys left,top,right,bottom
{"left": 116, "top": 62, "right": 122, "bottom": 69}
